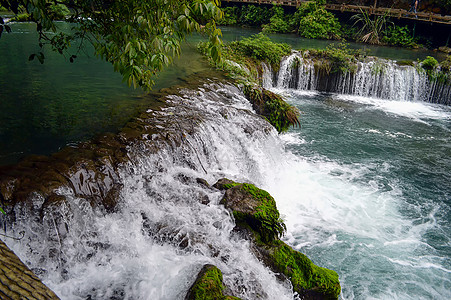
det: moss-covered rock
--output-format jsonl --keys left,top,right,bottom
{"left": 218, "top": 180, "right": 286, "bottom": 243}
{"left": 216, "top": 178, "right": 341, "bottom": 299}
{"left": 260, "top": 240, "right": 341, "bottom": 299}
{"left": 185, "top": 264, "right": 241, "bottom": 300}
{"left": 243, "top": 85, "right": 300, "bottom": 133}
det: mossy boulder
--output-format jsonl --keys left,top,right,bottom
{"left": 243, "top": 85, "right": 300, "bottom": 133}
{"left": 255, "top": 240, "right": 341, "bottom": 299}
{"left": 218, "top": 180, "right": 285, "bottom": 243}
{"left": 185, "top": 264, "right": 241, "bottom": 300}
{"left": 216, "top": 178, "right": 341, "bottom": 300}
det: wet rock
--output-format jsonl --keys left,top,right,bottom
{"left": 218, "top": 179, "right": 285, "bottom": 243}
{"left": 196, "top": 178, "right": 210, "bottom": 188}
{"left": 185, "top": 264, "right": 241, "bottom": 300}
{"left": 212, "top": 178, "right": 238, "bottom": 190}
{"left": 219, "top": 180, "right": 341, "bottom": 300}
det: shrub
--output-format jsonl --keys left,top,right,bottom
{"left": 262, "top": 16, "right": 290, "bottom": 33}
{"left": 239, "top": 5, "right": 272, "bottom": 26}
{"left": 351, "top": 9, "right": 392, "bottom": 45}
{"left": 421, "top": 56, "right": 439, "bottom": 70}
{"left": 48, "top": 4, "right": 70, "bottom": 20}
{"left": 440, "top": 55, "right": 451, "bottom": 73}
{"left": 382, "top": 25, "right": 417, "bottom": 48}
{"left": 231, "top": 33, "right": 291, "bottom": 69}
{"left": 298, "top": 7, "right": 341, "bottom": 40}
{"left": 217, "top": 6, "right": 238, "bottom": 26}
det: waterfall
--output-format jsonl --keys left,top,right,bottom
{"left": 264, "top": 53, "right": 451, "bottom": 105}
{"left": 2, "top": 82, "right": 295, "bottom": 300}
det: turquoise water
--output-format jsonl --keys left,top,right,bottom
{"left": 0, "top": 22, "right": 210, "bottom": 165}
{"left": 0, "top": 22, "right": 447, "bottom": 165}
{"left": 265, "top": 90, "right": 451, "bottom": 299}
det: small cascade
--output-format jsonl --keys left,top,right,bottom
{"left": 2, "top": 82, "right": 295, "bottom": 300}
{"left": 263, "top": 53, "right": 451, "bottom": 105}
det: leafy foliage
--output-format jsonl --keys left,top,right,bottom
{"left": 244, "top": 85, "right": 300, "bottom": 133}
{"left": 0, "top": 0, "right": 223, "bottom": 90}
{"left": 306, "top": 43, "right": 364, "bottom": 74}
{"left": 298, "top": 7, "right": 342, "bottom": 40}
{"left": 238, "top": 4, "right": 272, "bottom": 26}
{"left": 230, "top": 33, "right": 291, "bottom": 69}
{"left": 351, "top": 9, "right": 393, "bottom": 45}
{"left": 422, "top": 56, "right": 439, "bottom": 70}
{"left": 382, "top": 25, "right": 417, "bottom": 48}
{"left": 262, "top": 5, "right": 290, "bottom": 34}
{"left": 217, "top": 6, "right": 238, "bottom": 26}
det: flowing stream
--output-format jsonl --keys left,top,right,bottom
{"left": 1, "top": 23, "right": 450, "bottom": 300}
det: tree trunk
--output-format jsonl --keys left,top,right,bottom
{"left": 0, "top": 239, "right": 59, "bottom": 300}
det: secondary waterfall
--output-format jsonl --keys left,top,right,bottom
{"left": 266, "top": 52, "right": 451, "bottom": 105}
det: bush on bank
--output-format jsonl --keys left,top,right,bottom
{"left": 219, "top": 1, "right": 422, "bottom": 49}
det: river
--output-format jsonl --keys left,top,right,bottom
{"left": 0, "top": 22, "right": 450, "bottom": 300}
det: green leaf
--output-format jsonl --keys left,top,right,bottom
{"left": 0, "top": 206, "right": 5, "bottom": 215}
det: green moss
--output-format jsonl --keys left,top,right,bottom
{"left": 421, "top": 56, "right": 439, "bottom": 70}
{"left": 222, "top": 182, "right": 241, "bottom": 190}
{"left": 244, "top": 85, "right": 300, "bottom": 133}
{"left": 305, "top": 43, "right": 364, "bottom": 75}
{"left": 187, "top": 265, "right": 241, "bottom": 300}
{"left": 396, "top": 60, "right": 414, "bottom": 66}
{"left": 232, "top": 183, "right": 286, "bottom": 243}
{"left": 270, "top": 241, "right": 341, "bottom": 299}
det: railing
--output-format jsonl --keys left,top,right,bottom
{"left": 221, "top": 0, "right": 451, "bottom": 25}
{"left": 326, "top": 4, "right": 451, "bottom": 25}
{"left": 222, "top": 0, "right": 304, "bottom": 7}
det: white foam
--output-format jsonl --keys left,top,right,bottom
{"left": 335, "top": 94, "right": 451, "bottom": 122}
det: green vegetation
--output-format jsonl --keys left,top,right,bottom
{"left": 420, "top": 55, "right": 451, "bottom": 83}
{"left": 198, "top": 34, "right": 300, "bottom": 132}
{"left": 186, "top": 265, "right": 241, "bottom": 300}
{"left": 220, "top": 1, "right": 341, "bottom": 40}
{"left": 244, "top": 85, "right": 300, "bottom": 133}
{"left": 262, "top": 6, "right": 289, "bottom": 34}
{"left": 231, "top": 33, "right": 291, "bottom": 69}
{"left": 0, "top": 0, "right": 223, "bottom": 90}
{"left": 220, "top": 2, "right": 423, "bottom": 49}
{"left": 306, "top": 43, "right": 365, "bottom": 74}
{"left": 351, "top": 9, "right": 392, "bottom": 45}
{"left": 382, "top": 25, "right": 418, "bottom": 48}
{"left": 235, "top": 183, "right": 286, "bottom": 242}
{"left": 220, "top": 181, "right": 287, "bottom": 242}
{"left": 198, "top": 33, "right": 291, "bottom": 81}
{"left": 440, "top": 55, "right": 451, "bottom": 73}
{"left": 270, "top": 241, "right": 341, "bottom": 299}
{"left": 296, "top": 1, "right": 341, "bottom": 40}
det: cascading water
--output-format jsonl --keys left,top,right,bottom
{"left": 267, "top": 53, "right": 451, "bottom": 104}
{"left": 2, "top": 82, "right": 296, "bottom": 300}
{"left": 2, "top": 76, "right": 450, "bottom": 299}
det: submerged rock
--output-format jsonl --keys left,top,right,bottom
{"left": 185, "top": 264, "right": 241, "bottom": 300}
{"left": 215, "top": 178, "right": 341, "bottom": 300}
